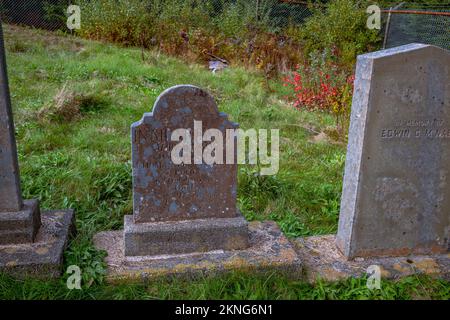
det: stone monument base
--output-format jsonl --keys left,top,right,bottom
{"left": 294, "top": 235, "right": 450, "bottom": 283}
{"left": 124, "top": 213, "right": 249, "bottom": 256}
{"left": 0, "top": 199, "right": 41, "bottom": 245}
{"left": 94, "top": 221, "right": 302, "bottom": 282}
{"left": 0, "top": 210, "right": 75, "bottom": 279}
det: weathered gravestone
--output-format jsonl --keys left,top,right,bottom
{"left": 125, "top": 85, "right": 248, "bottom": 256}
{"left": 94, "top": 85, "right": 301, "bottom": 280}
{"left": 0, "top": 21, "right": 75, "bottom": 278}
{"left": 292, "top": 44, "right": 449, "bottom": 283}
{"left": 0, "top": 29, "right": 41, "bottom": 245}
{"left": 337, "top": 44, "right": 450, "bottom": 259}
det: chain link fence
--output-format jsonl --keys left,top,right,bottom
{"left": 383, "top": 2, "right": 450, "bottom": 50}
{"left": 0, "top": 1, "right": 449, "bottom": 50}
{"left": 0, "top": 0, "right": 312, "bottom": 32}
{"left": 0, "top": 0, "right": 70, "bottom": 31}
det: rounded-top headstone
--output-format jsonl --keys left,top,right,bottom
{"left": 131, "top": 85, "right": 239, "bottom": 223}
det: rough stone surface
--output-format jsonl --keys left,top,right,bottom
{"left": 0, "top": 210, "right": 75, "bottom": 279}
{"left": 294, "top": 235, "right": 450, "bottom": 283}
{"left": 0, "top": 199, "right": 41, "bottom": 245}
{"left": 131, "top": 85, "right": 238, "bottom": 223}
{"left": 337, "top": 44, "right": 450, "bottom": 259}
{"left": 0, "top": 23, "right": 75, "bottom": 278}
{"left": 0, "top": 21, "right": 23, "bottom": 212}
{"left": 122, "top": 85, "right": 249, "bottom": 257}
{"left": 124, "top": 214, "right": 248, "bottom": 256}
{"left": 94, "top": 221, "right": 301, "bottom": 282}
{"left": 0, "top": 23, "right": 41, "bottom": 250}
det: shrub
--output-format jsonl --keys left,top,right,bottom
{"left": 283, "top": 49, "right": 354, "bottom": 136}
{"left": 76, "top": 0, "right": 303, "bottom": 75}
{"left": 76, "top": 0, "right": 153, "bottom": 46}
{"left": 299, "top": 0, "right": 380, "bottom": 68}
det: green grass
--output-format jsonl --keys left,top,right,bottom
{"left": 0, "top": 271, "right": 448, "bottom": 300}
{"left": 1, "top": 25, "right": 448, "bottom": 300}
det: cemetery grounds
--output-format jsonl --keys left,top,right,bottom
{"left": 0, "top": 25, "right": 448, "bottom": 300}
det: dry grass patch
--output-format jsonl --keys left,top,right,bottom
{"left": 37, "top": 84, "right": 107, "bottom": 123}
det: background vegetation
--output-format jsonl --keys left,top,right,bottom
{"left": 72, "top": 0, "right": 387, "bottom": 136}
{"left": 75, "top": 0, "right": 381, "bottom": 72}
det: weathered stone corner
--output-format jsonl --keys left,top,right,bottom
{"left": 0, "top": 209, "right": 76, "bottom": 279}
{"left": 0, "top": 199, "right": 41, "bottom": 245}
{"left": 293, "top": 235, "right": 450, "bottom": 283}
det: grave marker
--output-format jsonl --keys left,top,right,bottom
{"left": 0, "top": 21, "right": 75, "bottom": 278}
{"left": 125, "top": 85, "right": 248, "bottom": 256}
{"left": 94, "top": 85, "right": 301, "bottom": 280}
{"left": 131, "top": 85, "right": 238, "bottom": 223}
{"left": 337, "top": 44, "right": 450, "bottom": 259}
{"left": 0, "top": 21, "right": 40, "bottom": 244}
{"left": 0, "top": 42, "right": 22, "bottom": 212}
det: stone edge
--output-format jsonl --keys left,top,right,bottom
{"left": 294, "top": 235, "right": 450, "bottom": 283}
{"left": 124, "top": 214, "right": 249, "bottom": 256}
{"left": 94, "top": 221, "right": 302, "bottom": 283}
{"left": 0, "top": 209, "right": 75, "bottom": 279}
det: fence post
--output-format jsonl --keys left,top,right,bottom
{"left": 256, "top": 0, "right": 260, "bottom": 22}
{"left": 382, "top": 7, "right": 392, "bottom": 49}
{"left": 383, "top": 2, "right": 405, "bottom": 49}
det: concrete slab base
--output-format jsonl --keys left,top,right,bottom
{"left": 0, "top": 210, "right": 75, "bottom": 279}
{"left": 94, "top": 221, "right": 301, "bottom": 282}
{"left": 124, "top": 214, "right": 249, "bottom": 256}
{"left": 293, "top": 235, "right": 450, "bottom": 283}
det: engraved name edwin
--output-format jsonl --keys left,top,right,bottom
{"left": 381, "top": 118, "right": 450, "bottom": 139}
{"left": 381, "top": 128, "right": 450, "bottom": 139}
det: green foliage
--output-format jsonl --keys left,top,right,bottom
{"left": 0, "top": 271, "right": 448, "bottom": 300}
{"left": 75, "top": 0, "right": 305, "bottom": 74}
{"left": 215, "top": 0, "right": 278, "bottom": 37}
{"left": 76, "top": 0, "right": 153, "bottom": 46}
{"left": 300, "top": 0, "right": 381, "bottom": 67}
{"left": 284, "top": 48, "right": 354, "bottom": 137}
{"left": 63, "top": 238, "right": 107, "bottom": 288}
{"left": 238, "top": 167, "right": 285, "bottom": 217}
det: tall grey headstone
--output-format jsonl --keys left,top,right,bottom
{"left": 0, "top": 21, "right": 41, "bottom": 244}
{"left": 337, "top": 44, "right": 450, "bottom": 259}
{"left": 0, "top": 21, "right": 75, "bottom": 278}
{"left": 124, "top": 85, "right": 249, "bottom": 256}
{"left": 0, "top": 21, "right": 22, "bottom": 212}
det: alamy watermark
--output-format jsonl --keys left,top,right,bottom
{"left": 366, "top": 265, "right": 381, "bottom": 290}
{"left": 66, "top": 265, "right": 82, "bottom": 290}
{"left": 67, "top": 5, "right": 81, "bottom": 30}
{"left": 366, "top": 5, "right": 381, "bottom": 30}
{"left": 170, "top": 120, "right": 280, "bottom": 175}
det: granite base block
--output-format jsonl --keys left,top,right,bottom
{"left": 0, "top": 210, "right": 75, "bottom": 279}
{"left": 94, "top": 221, "right": 302, "bottom": 282}
{"left": 124, "top": 213, "right": 249, "bottom": 256}
{"left": 294, "top": 235, "right": 450, "bottom": 283}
